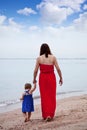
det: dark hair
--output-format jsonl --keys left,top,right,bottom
{"left": 24, "top": 83, "right": 32, "bottom": 90}
{"left": 40, "top": 43, "right": 52, "bottom": 58}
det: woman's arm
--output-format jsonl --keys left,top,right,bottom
{"left": 33, "top": 58, "right": 39, "bottom": 83}
{"left": 54, "top": 57, "right": 63, "bottom": 86}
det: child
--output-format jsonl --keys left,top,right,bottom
{"left": 20, "top": 83, "right": 36, "bottom": 122}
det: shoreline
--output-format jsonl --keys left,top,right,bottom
{"left": 0, "top": 94, "right": 87, "bottom": 130}
{"left": 0, "top": 90, "right": 87, "bottom": 114}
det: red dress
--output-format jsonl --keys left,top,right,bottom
{"left": 39, "top": 64, "right": 56, "bottom": 119}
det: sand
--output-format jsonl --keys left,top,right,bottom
{"left": 0, "top": 94, "right": 87, "bottom": 130}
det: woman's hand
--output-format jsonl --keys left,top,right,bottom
{"left": 59, "top": 78, "right": 63, "bottom": 86}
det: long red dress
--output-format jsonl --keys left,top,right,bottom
{"left": 39, "top": 64, "right": 56, "bottom": 119}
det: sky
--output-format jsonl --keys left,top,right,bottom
{"left": 0, "top": 0, "right": 87, "bottom": 58}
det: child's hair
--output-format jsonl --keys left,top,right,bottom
{"left": 24, "top": 83, "right": 32, "bottom": 90}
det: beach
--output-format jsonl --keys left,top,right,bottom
{"left": 0, "top": 94, "right": 87, "bottom": 130}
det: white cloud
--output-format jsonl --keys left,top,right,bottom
{"left": 37, "top": 2, "right": 73, "bottom": 25}
{"left": 17, "top": 7, "right": 37, "bottom": 16}
{"left": 0, "top": 16, "right": 24, "bottom": 40}
{"left": 43, "top": 0, "right": 85, "bottom": 11}
{"left": 83, "top": 4, "right": 87, "bottom": 10}
{"left": 8, "top": 18, "right": 24, "bottom": 32}
{"left": 29, "top": 25, "right": 39, "bottom": 31}
{"left": 0, "top": 15, "right": 6, "bottom": 25}
{"left": 0, "top": 13, "right": 87, "bottom": 58}
{"left": 37, "top": 0, "right": 85, "bottom": 25}
{"left": 73, "top": 12, "right": 87, "bottom": 31}
{"left": 0, "top": 22, "right": 87, "bottom": 58}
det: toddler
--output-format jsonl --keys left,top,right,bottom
{"left": 20, "top": 83, "right": 36, "bottom": 122}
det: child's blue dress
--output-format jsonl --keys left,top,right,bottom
{"left": 22, "top": 90, "right": 34, "bottom": 112}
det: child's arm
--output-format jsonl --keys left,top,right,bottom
{"left": 29, "top": 83, "right": 36, "bottom": 94}
{"left": 20, "top": 93, "right": 25, "bottom": 100}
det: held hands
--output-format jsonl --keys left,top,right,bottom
{"left": 29, "top": 90, "right": 33, "bottom": 95}
{"left": 29, "top": 83, "right": 36, "bottom": 94}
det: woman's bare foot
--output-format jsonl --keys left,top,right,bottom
{"left": 45, "top": 116, "right": 52, "bottom": 122}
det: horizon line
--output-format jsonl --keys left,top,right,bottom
{"left": 0, "top": 57, "right": 87, "bottom": 60}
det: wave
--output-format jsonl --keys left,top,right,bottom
{"left": 0, "top": 99, "right": 20, "bottom": 107}
{"left": 0, "top": 90, "right": 85, "bottom": 108}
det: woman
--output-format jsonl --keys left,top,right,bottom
{"left": 33, "top": 43, "right": 63, "bottom": 121}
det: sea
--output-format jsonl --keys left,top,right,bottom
{"left": 0, "top": 58, "right": 87, "bottom": 113}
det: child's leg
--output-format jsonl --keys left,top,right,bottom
{"left": 23, "top": 112, "right": 27, "bottom": 122}
{"left": 27, "top": 112, "right": 31, "bottom": 121}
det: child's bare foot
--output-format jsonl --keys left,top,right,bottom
{"left": 27, "top": 118, "right": 32, "bottom": 122}
{"left": 24, "top": 117, "right": 27, "bottom": 122}
{"left": 27, "top": 118, "right": 30, "bottom": 122}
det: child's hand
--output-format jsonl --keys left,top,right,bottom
{"left": 20, "top": 97, "right": 23, "bottom": 100}
{"left": 20, "top": 93, "right": 24, "bottom": 100}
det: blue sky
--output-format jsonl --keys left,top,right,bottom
{"left": 0, "top": 0, "right": 87, "bottom": 58}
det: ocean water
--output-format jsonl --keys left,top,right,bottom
{"left": 0, "top": 58, "right": 87, "bottom": 113}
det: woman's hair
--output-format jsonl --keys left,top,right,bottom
{"left": 24, "top": 83, "right": 32, "bottom": 90}
{"left": 40, "top": 43, "right": 52, "bottom": 57}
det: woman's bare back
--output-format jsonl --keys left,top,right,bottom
{"left": 38, "top": 54, "right": 55, "bottom": 65}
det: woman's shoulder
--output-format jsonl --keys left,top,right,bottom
{"left": 36, "top": 56, "right": 43, "bottom": 64}
{"left": 37, "top": 55, "right": 45, "bottom": 60}
{"left": 49, "top": 54, "right": 56, "bottom": 59}
{"left": 36, "top": 56, "right": 41, "bottom": 61}
{"left": 49, "top": 55, "right": 58, "bottom": 64}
